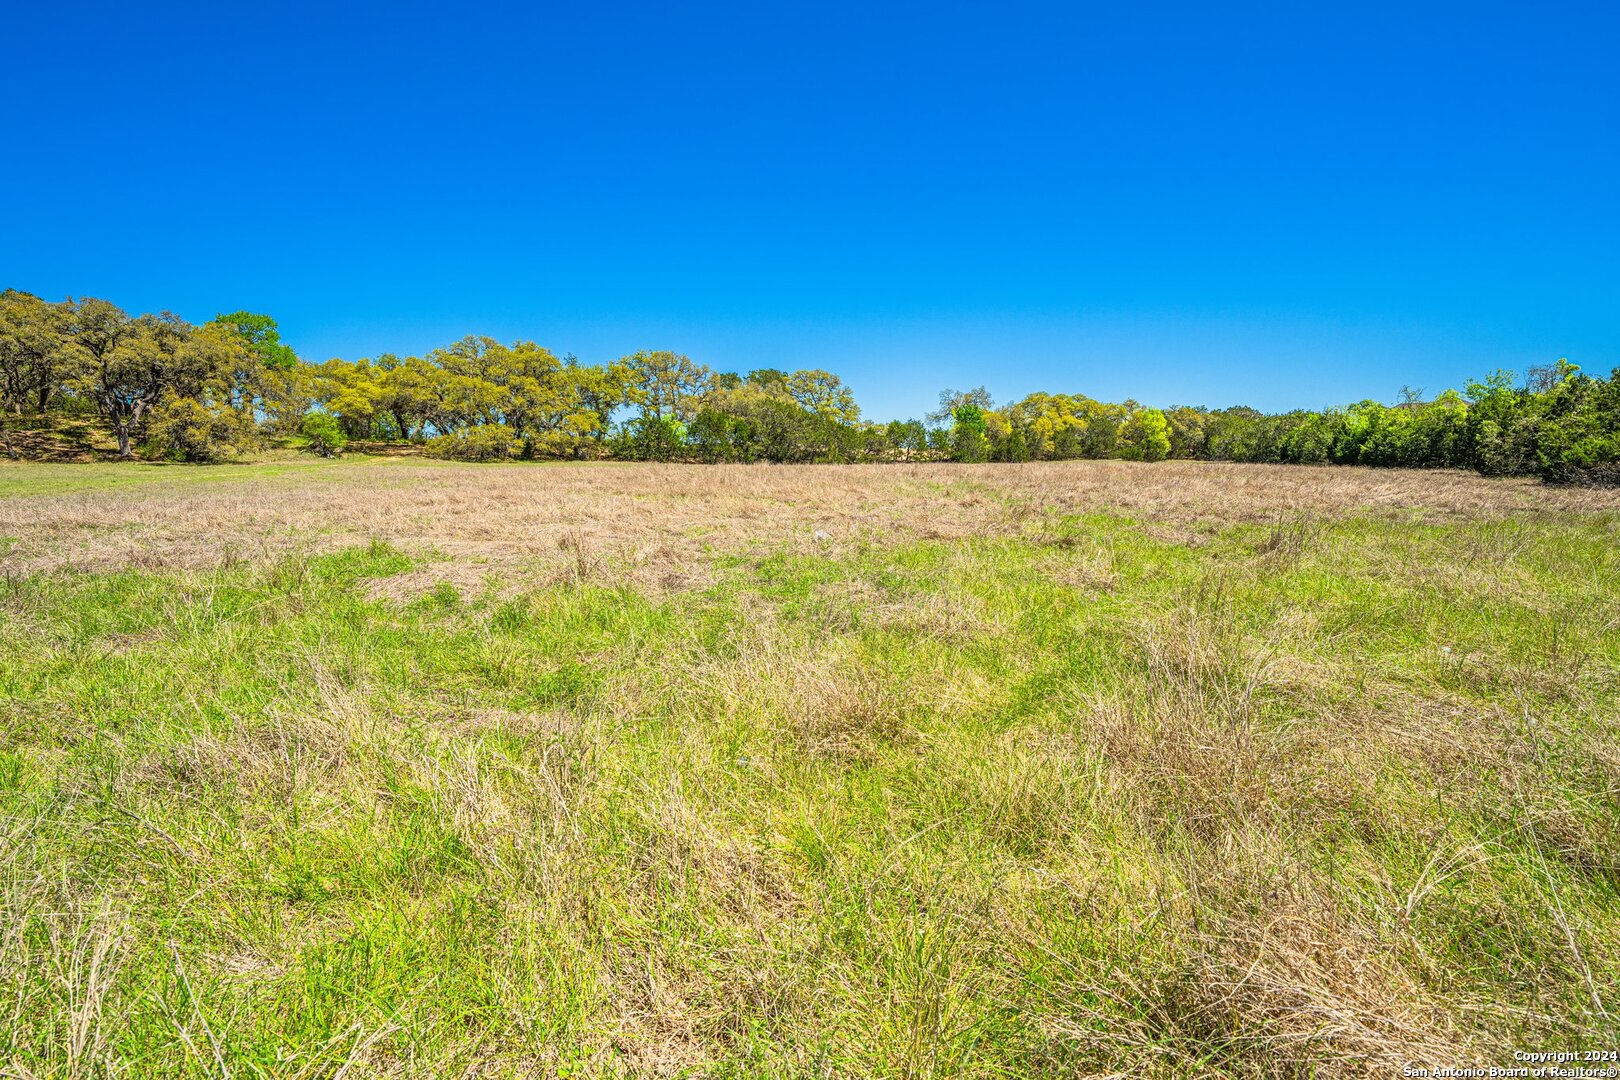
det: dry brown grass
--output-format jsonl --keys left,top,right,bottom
{"left": 5, "top": 459, "right": 1616, "bottom": 585}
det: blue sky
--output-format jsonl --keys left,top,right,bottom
{"left": 4, "top": 2, "right": 1615, "bottom": 421}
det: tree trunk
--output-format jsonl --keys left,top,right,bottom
{"left": 1, "top": 423, "right": 14, "bottom": 460}
{"left": 117, "top": 398, "right": 152, "bottom": 460}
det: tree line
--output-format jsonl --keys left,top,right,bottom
{"left": 2, "top": 290, "right": 1616, "bottom": 483}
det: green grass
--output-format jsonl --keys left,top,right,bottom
{"left": 1, "top": 489, "right": 1617, "bottom": 1075}
{"left": 0, "top": 455, "right": 392, "bottom": 498}
{"left": 0, "top": 452, "right": 643, "bottom": 499}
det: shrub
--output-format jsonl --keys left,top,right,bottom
{"left": 993, "top": 422, "right": 1031, "bottom": 462}
{"left": 688, "top": 409, "right": 756, "bottom": 463}
{"left": 1124, "top": 408, "right": 1171, "bottom": 462}
{"left": 424, "top": 424, "right": 518, "bottom": 461}
{"left": 616, "top": 415, "right": 686, "bottom": 461}
{"left": 1535, "top": 368, "right": 1620, "bottom": 485}
{"left": 949, "top": 404, "right": 990, "bottom": 463}
{"left": 1473, "top": 417, "right": 1537, "bottom": 477}
{"left": 300, "top": 412, "right": 348, "bottom": 457}
{"left": 143, "top": 394, "right": 261, "bottom": 462}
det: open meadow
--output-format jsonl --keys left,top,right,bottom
{"left": 1, "top": 457, "right": 1618, "bottom": 1077}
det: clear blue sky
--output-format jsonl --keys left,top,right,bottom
{"left": 4, "top": 2, "right": 1615, "bottom": 421}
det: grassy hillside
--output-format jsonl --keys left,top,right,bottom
{"left": 0, "top": 411, "right": 121, "bottom": 463}
{"left": 1, "top": 459, "right": 1617, "bottom": 1076}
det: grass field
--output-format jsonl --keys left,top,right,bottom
{"left": 2, "top": 457, "right": 1618, "bottom": 1077}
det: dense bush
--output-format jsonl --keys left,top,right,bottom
{"left": 1122, "top": 408, "right": 1170, "bottom": 462}
{"left": 688, "top": 409, "right": 757, "bottom": 462}
{"left": 299, "top": 412, "right": 348, "bottom": 457}
{"left": 144, "top": 393, "right": 261, "bottom": 462}
{"left": 615, "top": 415, "right": 687, "bottom": 462}
{"left": 1535, "top": 368, "right": 1620, "bottom": 484}
{"left": 424, "top": 423, "right": 518, "bottom": 461}
{"left": 949, "top": 404, "right": 990, "bottom": 463}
